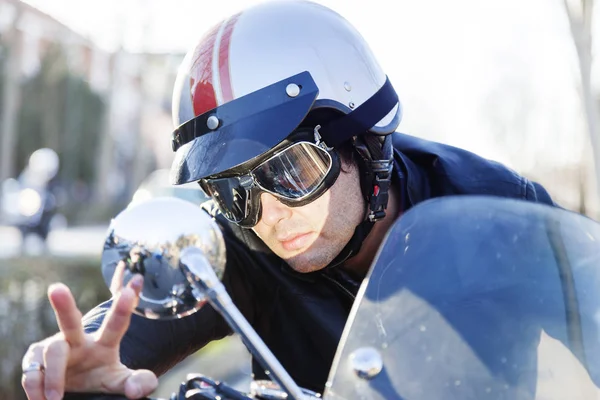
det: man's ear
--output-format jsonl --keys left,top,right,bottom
{"left": 336, "top": 145, "right": 358, "bottom": 174}
{"left": 342, "top": 157, "right": 359, "bottom": 174}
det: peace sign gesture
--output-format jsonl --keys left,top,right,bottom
{"left": 21, "top": 276, "right": 157, "bottom": 400}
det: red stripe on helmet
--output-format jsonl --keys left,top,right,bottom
{"left": 218, "top": 13, "right": 241, "bottom": 103}
{"left": 189, "top": 22, "right": 222, "bottom": 116}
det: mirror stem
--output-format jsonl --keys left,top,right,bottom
{"left": 181, "top": 249, "right": 307, "bottom": 400}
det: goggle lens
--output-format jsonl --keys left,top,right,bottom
{"left": 203, "top": 142, "right": 333, "bottom": 226}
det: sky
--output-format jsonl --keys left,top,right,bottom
{"left": 18, "top": 0, "right": 596, "bottom": 171}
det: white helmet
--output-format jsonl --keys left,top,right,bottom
{"left": 170, "top": 0, "right": 400, "bottom": 226}
{"left": 171, "top": 0, "right": 400, "bottom": 176}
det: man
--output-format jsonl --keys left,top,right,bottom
{"left": 9, "top": 148, "right": 62, "bottom": 249}
{"left": 21, "top": 1, "right": 555, "bottom": 399}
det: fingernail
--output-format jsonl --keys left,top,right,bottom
{"left": 47, "top": 282, "right": 61, "bottom": 292}
{"left": 130, "top": 275, "right": 143, "bottom": 291}
{"left": 130, "top": 384, "right": 143, "bottom": 399}
{"left": 47, "top": 283, "right": 66, "bottom": 296}
{"left": 45, "top": 390, "right": 61, "bottom": 400}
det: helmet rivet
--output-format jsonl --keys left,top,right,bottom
{"left": 286, "top": 83, "right": 301, "bottom": 97}
{"left": 349, "top": 101, "right": 356, "bottom": 109}
{"left": 207, "top": 115, "right": 220, "bottom": 130}
{"left": 344, "top": 82, "right": 352, "bottom": 92}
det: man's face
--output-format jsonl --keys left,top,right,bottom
{"left": 252, "top": 159, "right": 365, "bottom": 273}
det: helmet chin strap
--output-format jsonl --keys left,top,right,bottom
{"left": 325, "top": 134, "right": 394, "bottom": 270}
{"left": 354, "top": 134, "right": 394, "bottom": 222}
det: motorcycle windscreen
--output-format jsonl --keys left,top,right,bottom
{"left": 324, "top": 196, "right": 600, "bottom": 400}
{"left": 170, "top": 71, "right": 319, "bottom": 184}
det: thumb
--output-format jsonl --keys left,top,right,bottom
{"left": 123, "top": 369, "right": 158, "bottom": 399}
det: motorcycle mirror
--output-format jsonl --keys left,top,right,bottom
{"left": 101, "top": 197, "right": 226, "bottom": 319}
{"left": 101, "top": 198, "right": 308, "bottom": 400}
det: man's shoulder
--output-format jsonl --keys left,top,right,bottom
{"left": 392, "top": 132, "right": 518, "bottom": 180}
{"left": 392, "top": 132, "right": 554, "bottom": 206}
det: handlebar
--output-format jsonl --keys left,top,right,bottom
{"left": 62, "top": 375, "right": 320, "bottom": 400}
{"left": 63, "top": 394, "right": 159, "bottom": 400}
{"left": 62, "top": 374, "right": 250, "bottom": 400}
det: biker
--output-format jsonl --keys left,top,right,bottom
{"left": 13, "top": 148, "right": 62, "bottom": 246}
{"left": 21, "top": 1, "right": 556, "bottom": 399}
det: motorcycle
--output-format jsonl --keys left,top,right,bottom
{"left": 64, "top": 195, "right": 600, "bottom": 399}
{"left": 1, "top": 148, "right": 65, "bottom": 251}
{"left": 1, "top": 177, "right": 58, "bottom": 240}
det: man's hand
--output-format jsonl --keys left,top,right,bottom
{"left": 21, "top": 276, "right": 158, "bottom": 400}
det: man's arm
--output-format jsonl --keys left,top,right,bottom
{"left": 82, "top": 231, "right": 259, "bottom": 376}
{"left": 82, "top": 300, "right": 232, "bottom": 376}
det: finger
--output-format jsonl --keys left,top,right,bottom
{"left": 42, "top": 337, "right": 69, "bottom": 400}
{"left": 48, "top": 283, "right": 85, "bottom": 347}
{"left": 127, "top": 274, "right": 143, "bottom": 295}
{"left": 110, "top": 260, "right": 127, "bottom": 295}
{"left": 21, "top": 344, "right": 46, "bottom": 400}
{"left": 22, "top": 368, "right": 46, "bottom": 400}
{"left": 127, "top": 274, "right": 143, "bottom": 308}
{"left": 123, "top": 369, "right": 158, "bottom": 400}
{"left": 96, "top": 286, "right": 136, "bottom": 348}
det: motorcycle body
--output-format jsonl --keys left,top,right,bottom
{"left": 324, "top": 196, "right": 600, "bottom": 399}
{"left": 67, "top": 196, "right": 600, "bottom": 399}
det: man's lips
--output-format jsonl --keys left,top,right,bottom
{"left": 278, "top": 232, "right": 314, "bottom": 251}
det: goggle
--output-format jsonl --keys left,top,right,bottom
{"left": 201, "top": 141, "right": 338, "bottom": 227}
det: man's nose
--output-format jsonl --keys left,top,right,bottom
{"left": 260, "top": 192, "right": 292, "bottom": 226}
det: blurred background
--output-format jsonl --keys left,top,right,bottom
{"left": 1, "top": 0, "right": 600, "bottom": 398}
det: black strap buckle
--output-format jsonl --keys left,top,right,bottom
{"left": 367, "top": 159, "right": 392, "bottom": 222}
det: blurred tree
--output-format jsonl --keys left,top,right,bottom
{"left": 563, "top": 0, "right": 600, "bottom": 215}
{"left": 0, "top": 4, "right": 23, "bottom": 183}
{"left": 479, "top": 77, "right": 539, "bottom": 168}
{"left": 16, "top": 43, "right": 106, "bottom": 196}
{"left": 0, "top": 42, "right": 5, "bottom": 115}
